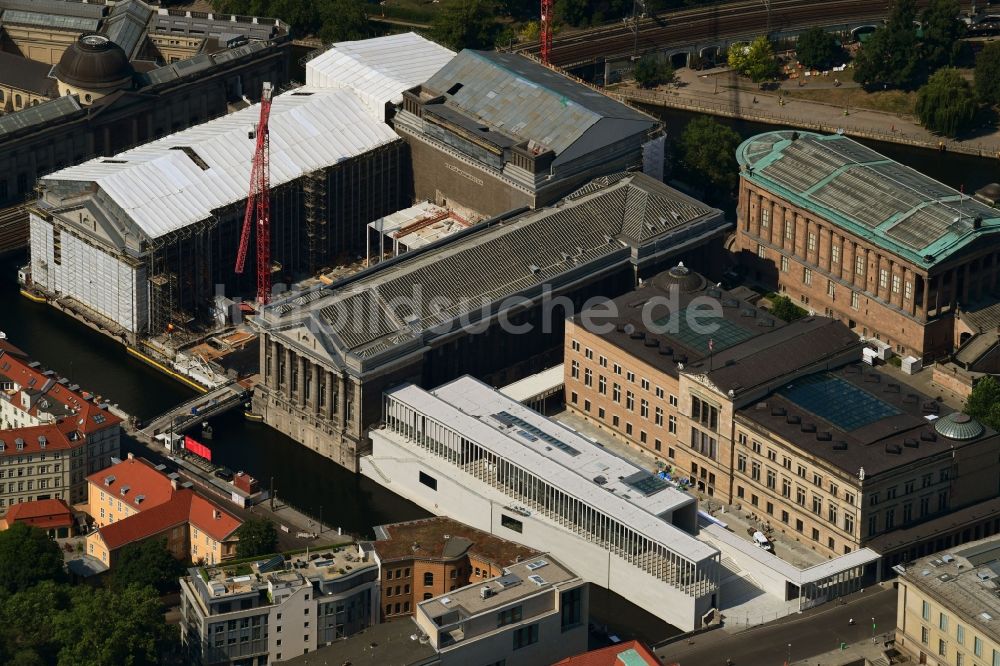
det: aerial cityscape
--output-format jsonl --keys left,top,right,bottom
{"left": 1, "top": 0, "right": 999, "bottom": 664}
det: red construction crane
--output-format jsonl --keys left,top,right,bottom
{"left": 235, "top": 81, "right": 274, "bottom": 304}
{"left": 540, "top": 0, "right": 553, "bottom": 65}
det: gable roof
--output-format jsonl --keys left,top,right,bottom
{"left": 422, "top": 50, "right": 656, "bottom": 166}
{"left": 305, "top": 32, "right": 454, "bottom": 121}
{"left": 553, "top": 641, "right": 661, "bottom": 666}
{"left": 95, "top": 488, "right": 240, "bottom": 550}
{"left": 86, "top": 456, "right": 174, "bottom": 511}
{"left": 4, "top": 498, "right": 73, "bottom": 529}
{"left": 42, "top": 86, "right": 400, "bottom": 241}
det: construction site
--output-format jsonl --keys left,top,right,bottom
{"left": 21, "top": 31, "right": 664, "bottom": 389}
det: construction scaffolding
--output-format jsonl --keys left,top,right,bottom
{"left": 303, "top": 169, "right": 327, "bottom": 275}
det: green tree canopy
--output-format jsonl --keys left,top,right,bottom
{"left": 727, "top": 36, "right": 778, "bottom": 85}
{"left": 555, "top": 0, "right": 590, "bottom": 27}
{"left": 677, "top": 116, "right": 741, "bottom": 196}
{"left": 316, "top": 0, "right": 369, "bottom": 42}
{"left": 634, "top": 56, "right": 674, "bottom": 88}
{"left": 796, "top": 27, "right": 841, "bottom": 70}
{"left": 0, "top": 523, "right": 66, "bottom": 595}
{"left": 921, "top": 0, "right": 965, "bottom": 69}
{"left": 769, "top": 295, "right": 807, "bottom": 322}
{"left": 110, "top": 538, "right": 187, "bottom": 595}
{"left": 853, "top": 0, "right": 922, "bottom": 90}
{"left": 975, "top": 42, "right": 1000, "bottom": 105}
{"left": 52, "top": 585, "right": 176, "bottom": 666}
{"left": 210, "top": 0, "right": 369, "bottom": 41}
{"left": 915, "top": 67, "right": 977, "bottom": 137}
{"left": 965, "top": 376, "right": 1000, "bottom": 431}
{"left": 235, "top": 518, "right": 279, "bottom": 559}
{"left": 432, "top": 0, "right": 497, "bottom": 50}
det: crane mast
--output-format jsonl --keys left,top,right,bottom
{"left": 235, "top": 81, "right": 273, "bottom": 304}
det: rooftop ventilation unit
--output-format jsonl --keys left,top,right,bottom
{"left": 480, "top": 586, "right": 493, "bottom": 599}
{"left": 528, "top": 574, "right": 546, "bottom": 586}
{"left": 526, "top": 560, "right": 549, "bottom": 571}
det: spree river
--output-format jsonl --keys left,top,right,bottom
{"left": 3, "top": 109, "right": 996, "bottom": 643}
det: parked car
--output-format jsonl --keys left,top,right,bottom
{"left": 753, "top": 531, "right": 773, "bottom": 552}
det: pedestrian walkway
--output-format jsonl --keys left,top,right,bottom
{"left": 791, "top": 632, "right": 898, "bottom": 666}
{"left": 615, "top": 68, "right": 1000, "bottom": 157}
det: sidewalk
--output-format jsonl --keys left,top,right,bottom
{"left": 615, "top": 67, "right": 1000, "bottom": 157}
{"left": 791, "top": 632, "right": 898, "bottom": 666}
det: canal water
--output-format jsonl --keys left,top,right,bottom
{"left": 4, "top": 110, "right": 996, "bottom": 643}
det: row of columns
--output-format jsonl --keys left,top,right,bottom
{"left": 263, "top": 334, "right": 347, "bottom": 424}
{"left": 744, "top": 189, "right": 1000, "bottom": 321}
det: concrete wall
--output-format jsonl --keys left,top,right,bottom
{"left": 363, "top": 431, "right": 705, "bottom": 631}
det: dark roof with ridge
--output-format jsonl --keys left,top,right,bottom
{"left": 0, "top": 51, "right": 57, "bottom": 96}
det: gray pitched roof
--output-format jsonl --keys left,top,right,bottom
{"left": 423, "top": 50, "right": 657, "bottom": 166}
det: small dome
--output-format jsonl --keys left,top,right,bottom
{"left": 54, "top": 34, "right": 133, "bottom": 91}
{"left": 654, "top": 262, "right": 706, "bottom": 294}
{"left": 934, "top": 412, "right": 984, "bottom": 440}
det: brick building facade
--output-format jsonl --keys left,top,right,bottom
{"left": 734, "top": 131, "right": 1000, "bottom": 360}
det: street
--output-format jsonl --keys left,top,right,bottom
{"left": 659, "top": 585, "right": 897, "bottom": 666}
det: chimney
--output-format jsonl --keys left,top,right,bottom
{"left": 170, "top": 478, "right": 179, "bottom": 490}
{"left": 127, "top": 452, "right": 135, "bottom": 460}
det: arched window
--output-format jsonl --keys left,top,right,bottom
{"left": 84, "top": 94, "right": 92, "bottom": 103}
{"left": 423, "top": 572, "right": 434, "bottom": 587}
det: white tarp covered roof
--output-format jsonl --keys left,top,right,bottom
{"left": 305, "top": 32, "right": 454, "bottom": 121}
{"left": 44, "top": 87, "right": 399, "bottom": 240}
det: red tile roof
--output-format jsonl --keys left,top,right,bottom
{"left": 95, "top": 488, "right": 241, "bottom": 551}
{"left": 552, "top": 641, "right": 662, "bottom": 666}
{"left": 4, "top": 498, "right": 73, "bottom": 530}
{"left": 87, "top": 457, "right": 174, "bottom": 511}
{"left": 0, "top": 345, "right": 122, "bottom": 437}
{"left": 0, "top": 421, "right": 81, "bottom": 456}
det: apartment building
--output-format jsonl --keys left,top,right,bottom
{"left": 735, "top": 130, "right": 1000, "bottom": 358}
{"left": 564, "top": 262, "right": 859, "bottom": 502}
{"left": 0, "top": 340, "right": 121, "bottom": 511}
{"left": 85, "top": 454, "right": 241, "bottom": 567}
{"left": 372, "top": 517, "right": 540, "bottom": 622}
{"left": 895, "top": 536, "right": 1000, "bottom": 666}
{"left": 180, "top": 545, "right": 379, "bottom": 665}
{"left": 413, "top": 554, "right": 588, "bottom": 666}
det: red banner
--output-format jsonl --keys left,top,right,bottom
{"left": 184, "top": 435, "right": 212, "bottom": 462}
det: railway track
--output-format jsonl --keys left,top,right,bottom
{"left": 519, "top": 0, "right": 968, "bottom": 69}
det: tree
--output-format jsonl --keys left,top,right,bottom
{"left": 769, "top": 295, "right": 807, "bottom": 322}
{"left": 0, "top": 523, "right": 66, "bottom": 595}
{"left": 921, "top": 0, "right": 965, "bottom": 69}
{"left": 111, "top": 538, "right": 187, "bottom": 595}
{"left": 975, "top": 42, "right": 1000, "bottom": 105}
{"left": 677, "top": 116, "right": 741, "bottom": 195}
{"left": 727, "top": 36, "right": 778, "bottom": 85}
{"left": 796, "top": 27, "right": 840, "bottom": 70}
{"left": 853, "top": 0, "right": 922, "bottom": 90}
{"left": 432, "top": 0, "right": 497, "bottom": 50}
{"left": 555, "top": 0, "right": 590, "bottom": 27}
{"left": 634, "top": 56, "right": 674, "bottom": 89}
{"left": 915, "top": 68, "right": 977, "bottom": 137}
{"left": 966, "top": 376, "right": 1000, "bottom": 431}
{"left": 0, "top": 581, "right": 68, "bottom": 664}
{"left": 52, "top": 585, "right": 177, "bottom": 666}
{"left": 316, "top": 0, "right": 369, "bottom": 43}
{"left": 235, "top": 518, "right": 278, "bottom": 558}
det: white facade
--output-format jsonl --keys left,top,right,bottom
{"left": 362, "top": 376, "right": 722, "bottom": 632}
{"left": 29, "top": 213, "right": 147, "bottom": 334}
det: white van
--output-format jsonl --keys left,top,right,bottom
{"left": 753, "top": 531, "right": 773, "bottom": 552}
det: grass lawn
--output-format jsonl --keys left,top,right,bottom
{"left": 783, "top": 86, "right": 918, "bottom": 117}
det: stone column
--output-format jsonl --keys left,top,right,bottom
{"left": 324, "top": 370, "right": 334, "bottom": 420}
{"left": 267, "top": 338, "right": 279, "bottom": 390}
{"left": 296, "top": 355, "right": 306, "bottom": 408}
{"left": 309, "top": 363, "right": 319, "bottom": 412}
{"left": 282, "top": 347, "right": 292, "bottom": 399}
{"left": 844, "top": 242, "right": 855, "bottom": 288}
{"left": 337, "top": 375, "right": 347, "bottom": 425}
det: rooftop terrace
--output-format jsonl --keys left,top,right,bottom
{"left": 737, "top": 131, "right": 1000, "bottom": 269}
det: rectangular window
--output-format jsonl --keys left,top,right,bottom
{"left": 598, "top": 375, "right": 606, "bottom": 395}
{"left": 784, "top": 220, "right": 793, "bottom": 241}
{"left": 640, "top": 399, "right": 649, "bottom": 418}
{"left": 781, "top": 255, "right": 789, "bottom": 273}
{"left": 668, "top": 415, "right": 676, "bottom": 434}
{"left": 891, "top": 274, "right": 900, "bottom": 293}
{"left": 669, "top": 394, "right": 678, "bottom": 407}
{"left": 940, "top": 613, "right": 948, "bottom": 632}
{"left": 513, "top": 624, "right": 539, "bottom": 650}
{"left": 974, "top": 636, "right": 982, "bottom": 657}
{"left": 626, "top": 391, "right": 634, "bottom": 411}
{"left": 766, "top": 469, "right": 776, "bottom": 489}
{"left": 844, "top": 513, "right": 854, "bottom": 535}
{"left": 827, "top": 280, "right": 835, "bottom": 297}
{"left": 501, "top": 515, "right": 523, "bottom": 533}
{"left": 831, "top": 244, "right": 840, "bottom": 264}
{"left": 939, "top": 639, "right": 947, "bottom": 657}
{"left": 612, "top": 384, "right": 621, "bottom": 403}
{"left": 737, "top": 454, "right": 747, "bottom": 474}
{"left": 561, "top": 588, "right": 582, "bottom": 631}
{"left": 655, "top": 406, "right": 663, "bottom": 426}
{"left": 957, "top": 624, "right": 965, "bottom": 645}
{"left": 418, "top": 471, "right": 437, "bottom": 490}
{"left": 497, "top": 606, "right": 524, "bottom": 627}
{"left": 757, "top": 244, "right": 766, "bottom": 259}
{"left": 571, "top": 360, "right": 579, "bottom": 378}
{"left": 782, "top": 478, "right": 791, "bottom": 498}
{"left": 807, "top": 231, "right": 816, "bottom": 253}
{"left": 760, "top": 206, "right": 770, "bottom": 227}
{"left": 905, "top": 280, "right": 913, "bottom": 300}
{"left": 855, "top": 255, "right": 865, "bottom": 275}
{"left": 803, "top": 268, "right": 812, "bottom": 286}
{"left": 851, "top": 291, "right": 859, "bottom": 309}
{"left": 922, "top": 626, "right": 929, "bottom": 644}
{"left": 879, "top": 268, "right": 888, "bottom": 289}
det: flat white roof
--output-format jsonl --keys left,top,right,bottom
{"left": 306, "top": 32, "right": 455, "bottom": 121}
{"left": 387, "top": 376, "right": 717, "bottom": 563}
{"left": 44, "top": 87, "right": 399, "bottom": 240}
{"left": 500, "top": 364, "right": 565, "bottom": 402}
{"left": 367, "top": 201, "right": 470, "bottom": 250}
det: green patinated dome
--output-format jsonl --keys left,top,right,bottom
{"left": 934, "top": 412, "right": 985, "bottom": 441}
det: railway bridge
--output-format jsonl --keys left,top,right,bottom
{"left": 515, "top": 0, "right": 970, "bottom": 83}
